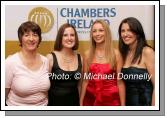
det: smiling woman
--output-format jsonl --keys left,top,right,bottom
{"left": 47, "top": 23, "right": 83, "bottom": 106}
{"left": 5, "top": 21, "right": 50, "bottom": 106}
{"left": 118, "top": 17, "right": 155, "bottom": 106}
{"left": 80, "top": 19, "right": 123, "bottom": 106}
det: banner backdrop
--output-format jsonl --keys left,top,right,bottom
{"left": 5, "top": 5, "right": 154, "bottom": 41}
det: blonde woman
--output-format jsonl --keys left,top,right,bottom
{"left": 80, "top": 19, "right": 125, "bottom": 106}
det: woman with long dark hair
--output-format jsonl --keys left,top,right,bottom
{"left": 118, "top": 17, "right": 155, "bottom": 106}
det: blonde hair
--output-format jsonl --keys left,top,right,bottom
{"left": 87, "top": 19, "right": 116, "bottom": 71}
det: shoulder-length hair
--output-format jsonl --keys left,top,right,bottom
{"left": 87, "top": 19, "right": 116, "bottom": 70}
{"left": 54, "top": 23, "right": 79, "bottom": 51}
{"left": 118, "top": 17, "right": 149, "bottom": 64}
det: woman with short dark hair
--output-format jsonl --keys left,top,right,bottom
{"left": 5, "top": 21, "right": 50, "bottom": 106}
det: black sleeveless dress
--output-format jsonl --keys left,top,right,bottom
{"left": 48, "top": 52, "right": 82, "bottom": 106}
{"left": 121, "top": 67, "right": 153, "bottom": 106}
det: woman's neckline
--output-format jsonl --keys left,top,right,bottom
{"left": 122, "top": 66, "right": 147, "bottom": 70}
{"left": 54, "top": 52, "right": 79, "bottom": 72}
{"left": 17, "top": 52, "right": 43, "bottom": 72}
{"left": 91, "top": 62, "right": 109, "bottom": 65}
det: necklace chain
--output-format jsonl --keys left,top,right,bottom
{"left": 63, "top": 57, "right": 73, "bottom": 63}
{"left": 96, "top": 54, "right": 105, "bottom": 60}
{"left": 62, "top": 54, "right": 74, "bottom": 63}
{"left": 128, "top": 50, "right": 134, "bottom": 59}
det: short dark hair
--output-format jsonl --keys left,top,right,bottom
{"left": 18, "top": 21, "right": 42, "bottom": 46}
{"left": 54, "top": 23, "right": 79, "bottom": 51}
{"left": 118, "top": 17, "right": 149, "bottom": 64}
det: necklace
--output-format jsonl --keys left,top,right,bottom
{"left": 62, "top": 53, "right": 74, "bottom": 63}
{"left": 96, "top": 54, "right": 105, "bottom": 60}
{"left": 63, "top": 57, "right": 73, "bottom": 63}
{"left": 128, "top": 50, "right": 134, "bottom": 58}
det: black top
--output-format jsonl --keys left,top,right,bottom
{"left": 121, "top": 67, "right": 153, "bottom": 106}
{"left": 48, "top": 52, "right": 82, "bottom": 106}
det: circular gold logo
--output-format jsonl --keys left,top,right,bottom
{"left": 28, "top": 7, "right": 54, "bottom": 33}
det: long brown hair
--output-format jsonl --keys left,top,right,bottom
{"left": 54, "top": 23, "right": 79, "bottom": 51}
